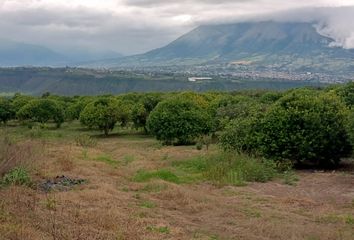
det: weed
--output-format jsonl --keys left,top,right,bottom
{"left": 241, "top": 208, "right": 262, "bottom": 218}
{"left": 161, "top": 153, "right": 169, "bottom": 161}
{"left": 140, "top": 183, "right": 168, "bottom": 193}
{"left": 81, "top": 149, "right": 89, "bottom": 160}
{"left": 122, "top": 155, "right": 135, "bottom": 165}
{"left": 139, "top": 200, "right": 156, "bottom": 209}
{"left": 345, "top": 215, "right": 354, "bottom": 225}
{"left": 44, "top": 195, "right": 57, "bottom": 211}
{"left": 0, "top": 136, "right": 37, "bottom": 177}
{"left": 75, "top": 135, "right": 97, "bottom": 148}
{"left": 282, "top": 170, "right": 299, "bottom": 186}
{"left": 133, "top": 169, "right": 180, "bottom": 183}
{"left": 94, "top": 155, "right": 118, "bottom": 166}
{"left": 175, "top": 153, "right": 277, "bottom": 186}
{"left": 26, "top": 128, "right": 44, "bottom": 139}
{"left": 1, "top": 167, "right": 31, "bottom": 186}
{"left": 146, "top": 226, "right": 170, "bottom": 234}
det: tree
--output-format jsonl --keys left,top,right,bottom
{"left": 66, "top": 97, "right": 92, "bottom": 121}
{"left": 17, "top": 99, "right": 64, "bottom": 128}
{"left": 258, "top": 90, "right": 352, "bottom": 167}
{"left": 130, "top": 93, "right": 163, "bottom": 132}
{"left": 335, "top": 81, "right": 354, "bottom": 108}
{"left": 80, "top": 98, "right": 122, "bottom": 136}
{"left": 0, "top": 98, "right": 15, "bottom": 124}
{"left": 147, "top": 97, "right": 212, "bottom": 145}
{"left": 11, "top": 94, "right": 35, "bottom": 113}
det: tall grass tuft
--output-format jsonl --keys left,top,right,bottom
{"left": 175, "top": 152, "right": 277, "bottom": 186}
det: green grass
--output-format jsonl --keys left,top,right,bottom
{"left": 0, "top": 167, "right": 31, "bottom": 187}
{"left": 133, "top": 169, "right": 180, "bottom": 184}
{"left": 94, "top": 155, "right": 118, "bottom": 166}
{"left": 139, "top": 200, "right": 156, "bottom": 209}
{"left": 146, "top": 226, "right": 170, "bottom": 234}
{"left": 173, "top": 153, "right": 277, "bottom": 186}
{"left": 122, "top": 155, "right": 135, "bottom": 165}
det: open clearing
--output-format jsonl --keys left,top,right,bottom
{"left": 0, "top": 123, "right": 353, "bottom": 240}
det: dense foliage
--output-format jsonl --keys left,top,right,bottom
{"left": 17, "top": 99, "right": 64, "bottom": 127}
{"left": 258, "top": 90, "right": 352, "bottom": 166}
{"left": 80, "top": 98, "right": 127, "bottom": 136}
{"left": 0, "top": 98, "right": 15, "bottom": 124}
{"left": 147, "top": 96, "right": 212, "bottom": 145}
{"left": 1, "top": 82, "right": 354, "bottom": 168}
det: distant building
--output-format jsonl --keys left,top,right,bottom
{"left": 188, "top": 77, "right": 212, "bottom": 82}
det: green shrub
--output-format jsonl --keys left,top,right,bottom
{"left": 0, "top": 97, "right": 15, "bottom": 124}
{"left": 80, "top": 97, "right": 126, "bottom": 136}
{"left": 17, "top": 99, "right": 64, "bottom": 128}
{"left": 147, "top": 97, "right": 212, "bottom": 145}
{"left": 347, "top": 110, "right": 354, "bottom": 148}
{"left": 220, "top": 117, "right": 260, "bottom": 155}
{"left": 1, "top": 167, "right": 31, "bottom": 186}
{"left": 258, "top": 90, "right": 352, "bottom": 166}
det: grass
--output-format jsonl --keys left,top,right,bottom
{"left": 173, "top": 153, "right": 277, "bottom": 186}
{"left": 122, "top": 155, "right": 135, "bottom": 165}
{"left": 0, "top": 167, "right": 31, "bottom": 187}
{"left": 146, "top": 226, "right": 170, "bottom": 234}
{"left": 94, "top": 154, "right": 118, "bottom": 166}
{"left": 139, "top": 200, "right": 156, "bottom": 209}
{"left": 133, "top": 169, "right": 180, "bottom": 184}
{"left": 140, "top": 183, "right": 168, "bottom": 193}
{"left": 0, "top": 122, "right": 353, "bottom": 240}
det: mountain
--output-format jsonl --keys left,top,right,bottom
{"left": 0, "top": 39, "right": 67, "bottom": 66}
{"left": 101, "top": 21, "right": 354, "bottom": 74}
{"left": 0, "top": 39, "right": 123, "bottom": 67}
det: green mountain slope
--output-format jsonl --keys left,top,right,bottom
{"left": 101, "top": 21, "right": 354, "bottom": 74}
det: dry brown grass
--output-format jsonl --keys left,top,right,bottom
{"left": 0, "top": 134, "right": 353, "bottom": 240}
{"left": 0, "top": 135, "right": 39, "bottom": 177}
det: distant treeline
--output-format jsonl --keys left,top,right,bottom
{"left": 1, "top": 82, "right": 353, "bottom": 168}
{"left": 0, "top": 67, "right": 327, "bottom": 96}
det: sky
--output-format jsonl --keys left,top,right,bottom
{"left": 0, "top": 0, "right": 354, "bottom": 55}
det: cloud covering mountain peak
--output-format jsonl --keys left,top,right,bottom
{"left": 0, "top": 1, "right": 353, "bottom": 54}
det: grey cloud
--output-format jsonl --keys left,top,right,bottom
{"left": 0, "top": 1, "right": 353, "bottom": 55}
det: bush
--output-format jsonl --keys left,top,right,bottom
{"left": 1, "top": 167, "right": 31, "bottom": 186}
{"left": 147, "top": 97, "right": 212, "bottom": 145}
{"left": 258, "top": 90, "right": 352, "bottom": 166}
{"left": 220, "top": 117, "right": 260, "bottom": 155}
{"left": 80, "top": 98, "right": 125, "bottom": 136}
{"left": 0, "top": 97, "right": 15, "bottom": 124}
{"left": 347, "top": 110, "right": 354, "bottom": 148}
{"left": 17, "top": 99, "right": 64, "bottom": 128}
{"left": 335, "top": 81, "right": 354, "bottom": 108}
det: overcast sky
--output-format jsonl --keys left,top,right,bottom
{"left": 0, "top": 0, "right": 354, "bottom": 55}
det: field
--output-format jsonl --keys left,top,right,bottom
{"left": 0, "top": 122, "right": 353, "bottom": 240}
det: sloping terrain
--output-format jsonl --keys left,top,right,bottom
{"left": 103, "top": 21, "right": 354, "bottom": 74}
{"left": 0, "top": 124, "right": 353, "bottom": 240}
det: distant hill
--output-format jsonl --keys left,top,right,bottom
{"left": 98, "top": 21, "right": 354, "bottom": 74}
{"left": 0, "top": 39, "right": 123, "bottom": 67}
{"left": 0, "top": 67, "right": 326, "bottom": 96}
{"left": 0, "top": 39, "right": 67, "bottom": 66}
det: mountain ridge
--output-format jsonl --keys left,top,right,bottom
{"left": 95, "top": 21, "right": 354, "bottom": 74}
{"left": 0, "top": 39, "right": 123, "bottom": 67}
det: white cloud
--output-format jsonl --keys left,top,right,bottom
{"left": 0, "top": 0, "right": 353, "bottom": 54}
